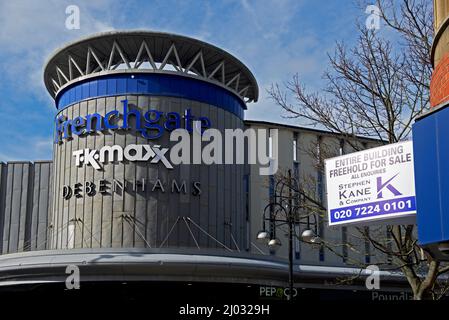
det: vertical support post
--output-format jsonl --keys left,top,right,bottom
{"left": 288, "top": 169, "right": 294, "bottom": 301}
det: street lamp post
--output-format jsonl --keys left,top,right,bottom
{"left": 287, "top": 170, "right": 294, "bottom": 302}
{"left": 257, "top": 169, "right": 325, "bottom": 301}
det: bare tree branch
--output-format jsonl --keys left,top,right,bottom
{"left": 268, "top": 0, "right": 449, "bottom": 299}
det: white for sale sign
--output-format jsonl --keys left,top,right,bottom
{"left": 325, "top": 141, "right": 416, "bottom": 226}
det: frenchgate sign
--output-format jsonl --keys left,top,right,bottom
{"left": 325, "top": 141, "right": 416, "bottom": 226}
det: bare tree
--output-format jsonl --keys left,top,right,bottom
{"left": 268, "top": 0, "right": 447, "bottom": 300}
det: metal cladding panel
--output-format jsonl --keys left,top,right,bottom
{"left": 30, "top": 162, "right": 52, "bottom": 251}
{"left": 413, "top": 106, "right": 449, "bottom": 245}
{"left": 50, "top": 80, "right": 247, "bottom": 251}
{"left": 0, "top": 164, "right": 6, "bottom": 254}
{"left": 8, "top": 163, "right": 28, "bottom": 253}
{"left": 297, "top": 132, "right": 321, "bottom": 264}
{"left": 0, "top": 162, "right": 52, "bottom": 254}
{"left": 320, "top": 136, "right": 344, "bottom": 265}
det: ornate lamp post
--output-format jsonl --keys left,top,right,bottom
{"left": 257, "top": 169, "right": 325, "bottom": 301}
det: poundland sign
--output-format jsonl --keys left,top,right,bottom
{"left": 325, "top": 141, "right": 416, "bottom": 226}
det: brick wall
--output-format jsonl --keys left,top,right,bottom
{"left": 431, "top": 52, "right": 449, "bottom": 107}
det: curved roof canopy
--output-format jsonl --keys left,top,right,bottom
{"left": 43, "top": 30, "right": 259, "bottom": 103}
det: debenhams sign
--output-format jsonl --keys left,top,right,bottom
{"left": 62, "top": 178, "right": 201, "bottom": 200}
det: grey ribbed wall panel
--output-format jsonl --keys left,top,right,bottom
{"left": 50, "top": 95, "right": 247, "bottom": 251}
{"left": 0, "top": 163, "right": 6, "bottom": 254}
{"left": 0, "top": 161, "right": 52, "bottom": 254}
{"left": 30, "top": 162, "right": 53, "bottom": 251}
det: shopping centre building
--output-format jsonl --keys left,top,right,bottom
{"left": 0, "top": 30, "right": 409, "bottom": 300}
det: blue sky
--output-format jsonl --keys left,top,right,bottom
{"left": 0, "top": 0, "right": 367, "bottom": 161}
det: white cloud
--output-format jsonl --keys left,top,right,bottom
{"left": 0, "top": 136, "right": 53, "bottom": 162}
{"left": 0, "top": 1, "right": 117, "bottom": 161}
{"left": 0, "top": 0, "right": 115, "bottom": 102}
